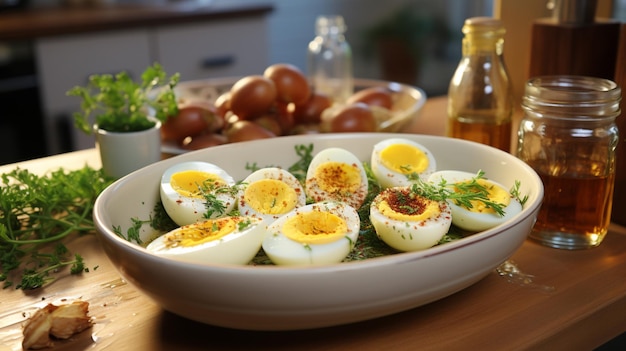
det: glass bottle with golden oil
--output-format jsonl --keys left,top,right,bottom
{"left": 446, "top": 17, "right": 513, "bottom": 152}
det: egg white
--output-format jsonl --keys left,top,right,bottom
{"left": 262, "top": 202, "right": 360, "bottom": 266}
{"left": 146, "top": 216, "right": 264, "bottom": 265}
{"left": 371, "top": 138, "right": 437, "bottom": 188}
{"left": 305, "top": 147, "right": 369, "bottom": 209}
{"left": 428, "top": 170, "right": 523, "bottom": 232}
{"left": 160, "top": 162, "right": 237, "bottom": 226}
{"left": 238, "top": 167, "right": 306, "bottom": 225}
{"left": 370, "top": 186, "right": 452, "bottom": 252}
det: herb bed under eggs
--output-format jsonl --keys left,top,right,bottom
{"left": 138, "top": 187, "right": 466, "bottom": 266}
{"left": 115, "top": 142, "right": 519, "bottom": 265}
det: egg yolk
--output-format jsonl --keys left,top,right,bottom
{"left": 454, "top": 179, "right": 510, "bottom": 213}
{"left": 314, "top": 162, "right": 362, "bottom": 194}
{"left": 376, "top": 188, "right": 441, "bottom": 221}
{"left": 380, "top": 144, "right": 429, "bottom": 175}
{"left": 171, "top": 170, "right": 227, "bottom": 198}
{"left": 164, "top": 217, "right": 242, "bottom": 247}
{"left": 244, "top": 179, "right": 299, "bottom": 215}
{"left": 282, "top": 210, "right": 348, "bottom": 245}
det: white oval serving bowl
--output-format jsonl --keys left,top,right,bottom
{"left": 93, "top": 133, "right": 543, "bottom": 331}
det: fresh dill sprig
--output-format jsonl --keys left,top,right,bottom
{"left": 409, "top": 170, "right": 507, "bottom": 216}
{"left": 510, "top": 180, "right": 529, "bottom": 207}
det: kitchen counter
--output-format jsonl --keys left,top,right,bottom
{"left": 0, "top": 1, "right": 274, "bottom": 41}
{"left": 1, "top": 96, "right": 626, "bottom": 350}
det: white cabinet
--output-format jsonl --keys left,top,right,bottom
{"left": 35, "top": 17, "right": 269, "bottom": 153}
{"left": 154, "top": 17, "right": 269, "bottom": 80}
{"left": 35, "top": 29, "right": 153, "bottom": 154}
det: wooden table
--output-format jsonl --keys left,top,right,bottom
{"left": 2, "top": 96, "right": 626, "bottom": 350}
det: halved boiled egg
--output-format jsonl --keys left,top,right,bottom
{"left": 370, "top": 186, "right": 452, "bottom": 252}
{"left": 371, "top": 138, "right": 437, "bottom": 188}
{"left": 262, "top": 202, "right": 360, "bottom": 266}
{"left": 238, "top": 167, "right": 306, "bottom": 225}
{"left": 146, "top": 216, "right": 264, "bottom": 265}
{"left": 160, "top": 162, "right": 237, "bottom": 226}
{"left": 428, "top": 170, "right": 523, "bottom": 232}
{"left": 305, "top": 147, "right": 368, "bottom": 209}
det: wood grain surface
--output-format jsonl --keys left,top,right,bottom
{"left": 2, "top": 96, "right": 625, "bottom": 351}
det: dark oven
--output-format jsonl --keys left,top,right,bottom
{"left": 0, "top": 40, "right": 47, "bottom": 164}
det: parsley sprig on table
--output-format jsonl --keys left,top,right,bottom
{"left": 0, "top": 166, "right": 114, "bottom": 290}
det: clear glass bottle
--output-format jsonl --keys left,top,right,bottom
{"left": 447, "top": 17, "right": 513, "bottom": 152}
{"left": 307, "top": 15, "right": 353, "bottom": 103}
{"left": 517, "top": 76, "right": 620, "bottom": 249}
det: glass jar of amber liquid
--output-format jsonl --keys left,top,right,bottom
{"left": 447, "top": 17, "right": 513, "bottom": 152}
{"left": 518, "top": 76, "right": 620, "bottom": 249}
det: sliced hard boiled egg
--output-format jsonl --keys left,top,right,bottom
{"left": 146, "top": 216, "right": 264, "bottom": 265}
{"left": 371, "top": 138, "right": 437, "bottom": 188}
{"left": 160, "top": 162, "right": 237, "bottom": 226}
{"left": 370, "top": 186, "right": 452, "bottom": 252}
{"left": 238, "top": 167, "right": 306, "bottom": 224}
{"left": 262, "top": 202, "right": 360, "bottom": 266}
{"left": 428, "top": 170, "right": 523, "bottom": 232}
{"left": 305, "top": 147, "right": 368, "bottom": 209}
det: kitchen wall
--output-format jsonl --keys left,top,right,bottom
{"left": 247, "top": 0, "right": 493, "bottom": 96}
{"left": 30, "top": 0, "right": 491, "bottom": 96}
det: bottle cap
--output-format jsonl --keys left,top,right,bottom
{"left": 462, "top": 17, "right": 505, "bottom": 37}
{"left": 315, "top": 15, "right": 347, "bottom": 35}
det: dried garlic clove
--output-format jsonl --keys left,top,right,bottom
{"left": 22, "top": 301, "right": 92, "bottom": 350}
{"left": 49, "top": 301, "right": 92, "bottom": 339}
{"left": 22, "top": 304, "right": 56, "bottom": 350}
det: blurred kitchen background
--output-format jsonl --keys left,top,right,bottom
{"left": 0, "top": 0, "right": 623, "bottom": 164}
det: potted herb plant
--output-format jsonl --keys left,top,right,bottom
{"left": 67, "top": 63, "right": 180, "bottom": 179}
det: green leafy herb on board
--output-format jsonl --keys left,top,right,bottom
{"left": 0, "top": 166, "right": 115, "bottom": 289}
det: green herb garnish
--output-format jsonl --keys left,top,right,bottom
{"left": 237, "top": 218, "right": 253, "bottom": 231}
{"left": 288, "top": 144, "right": 314, "bottom": 183}
{"left": 409, "top": 170, "right": 508, "bottom": 216}
{"left": 510, "top": 180, "right": 529, "bottom": 207}
{"left": 113, "top": 217, "right": 149, "bottom": 245}
{"left": 0, "top": 166, "right": 115, "bottom": 289}
{"left": 197, "top": 180, "right": 241, "bottom": 219}
{"left": 150, "top": 201, "right": 178, "bottom": 233}
{"left": 141, "top": 146, "right": 528, "bottom": 264}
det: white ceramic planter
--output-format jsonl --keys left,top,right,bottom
{"left": 95, "top": 121, "right": 162, "bottom": 179}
